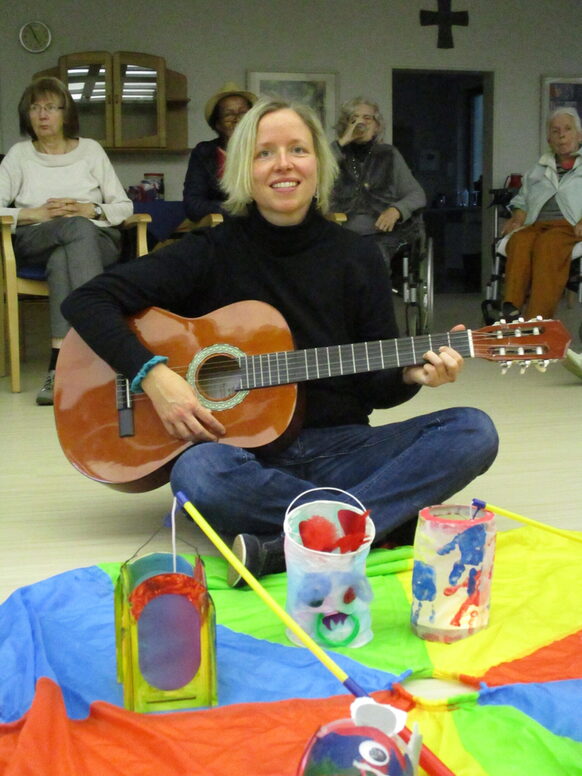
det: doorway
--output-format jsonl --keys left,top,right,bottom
{"left": 392, "top": 69, "right": 494, "bottom": 293}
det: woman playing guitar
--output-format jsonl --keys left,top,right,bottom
{"left": 61, "top": 99, "right": 498, "bottom": 588}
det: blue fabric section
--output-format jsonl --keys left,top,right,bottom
{"left": 0, "top": 567, "right": 400, "bottom": 722}
{"left": 0, "top": 566, "right": 122, "bottom": 722}
{"left": 479, "top": 680, "right": 582, "bottom": 742}
{"left": 217, "top": 627, "right": 400, "bottom": 706}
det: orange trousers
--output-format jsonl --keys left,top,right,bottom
{"left": 503, "top": 219, "right": 579, "bottom": 318}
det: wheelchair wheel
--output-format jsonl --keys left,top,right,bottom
{"left": 405, "top": 236, "right": 434, "bottom": 336}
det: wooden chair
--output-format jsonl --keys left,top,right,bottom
{"left": 0, "top": 213, "right": 151, "bottom": 392}
{"left": 150, "top": 213, "right": 224, "bottom": 251}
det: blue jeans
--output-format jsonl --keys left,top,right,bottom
{"left": 171, "top": 407, "right": 498, "bottom": 542}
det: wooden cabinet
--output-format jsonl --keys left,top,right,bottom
{"left": 35, "top": 51, "right": 189, "bottom": 152}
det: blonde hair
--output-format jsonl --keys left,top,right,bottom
{"left": 222, "top": 98, "right": 338, "bottom": 216}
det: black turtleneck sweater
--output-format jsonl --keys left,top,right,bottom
{"left": 62, "top": 204, "right": 418, "bottom": 428}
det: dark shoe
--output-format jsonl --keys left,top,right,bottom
{"left": 501, "top": 302, "right": 521, "bottom": 322}
{"left": 227, "top": 533, "right": 286, "bottom": 588}
{"left": 374, "top": 518, "right": 418, "bottom": 549}
{"left": 36, "top": 370, "right": 55, "bottom": 406}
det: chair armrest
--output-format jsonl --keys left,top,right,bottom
{"left": 0, "top": 216, "right": 16, "bottom": 270}
{"left": 122, "top": 213, "right": 152, "bottom": 257}
{"left": 182, "top": 213, "right": 224, "bottom": 230}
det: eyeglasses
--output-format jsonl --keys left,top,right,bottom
{"left": 219, "top": 109, "right": 249, "bottom": 122}
{"left": 29, "top": 103, "right": 64, "bottom": 114}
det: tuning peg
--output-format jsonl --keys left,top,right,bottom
{"left": 500, "top": 361, "right": 512, "bottom": 374}
{"left": 534, "top": 360, "right": 550, "bottom": 373}
{"left": 519, "top": 361, "right": 530, "bottom": 374}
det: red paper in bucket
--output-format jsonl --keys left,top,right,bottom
{"left": 299, "top": 510, "right": 371, "bottom": 553}
{"left": 299, "top": 516, "right": 338, "bottom": 552}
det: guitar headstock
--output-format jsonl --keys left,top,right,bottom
{"left": 472, "top": 318, "right": 572, "bottom": 371}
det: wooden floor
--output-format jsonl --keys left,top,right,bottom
{"left": 1, "top": 292, "right": 581, "bottom": 604}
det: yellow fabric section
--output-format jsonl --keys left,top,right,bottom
{"left": 407, "top": 702, "right": 489, "bottom": 776}
{"left": 406, "top": 525, "right": 582, "bottom": 676}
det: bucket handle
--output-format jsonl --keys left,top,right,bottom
{"left": 285, "top": 487, "right": 366, "bottom": 521}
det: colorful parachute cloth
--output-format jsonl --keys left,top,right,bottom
{"left": 0, "top": 526, "right": 581, "bottom": 775}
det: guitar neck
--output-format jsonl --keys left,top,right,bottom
{"left": 240, "top": 330, "right": 473, "bottom": 389}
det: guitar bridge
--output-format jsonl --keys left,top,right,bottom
{"left": 116, "top": 375, "right": 135, "bottom": 437}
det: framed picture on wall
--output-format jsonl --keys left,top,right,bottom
{"left": 247, "top": 71, "right": 336, "bottom": 133}
{"left": 540, "top": 75, "right": 582, "bottom": 153}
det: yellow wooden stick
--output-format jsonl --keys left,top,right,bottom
{"left": 472, "top": 499, "right": 582, "bottom": 544}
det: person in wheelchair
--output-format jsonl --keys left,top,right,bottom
{"left": 330, "top": 97, "right": 426, "bottom": 268}
{"left": 500, "top": 107, "right": 582, "bottom": 322}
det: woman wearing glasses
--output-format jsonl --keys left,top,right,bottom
{"left": 331, "top": 97, "right": 426, "bottom": 268}
{"left": 182, "top": 82, "right": 257, "bottom": 223}
{"left": 0, "top": 76, "right": 131, "bottom": 404}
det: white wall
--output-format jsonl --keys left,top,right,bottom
{"left": 1, "top": 0, "right": 580, "bottom": 200}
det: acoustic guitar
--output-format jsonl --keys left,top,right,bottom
{"left": 53, "top": 301, "right": 571, "bottom": 493}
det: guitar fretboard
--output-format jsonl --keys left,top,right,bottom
{"left": 240, "top": 330, "right": 473, "bottom": 390}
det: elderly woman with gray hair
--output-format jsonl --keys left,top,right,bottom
{"left": 501, "top": 106, "right": 582, "bottom": 322}
{"left": 330, "top": 97, "right": 426, "bottom": 266}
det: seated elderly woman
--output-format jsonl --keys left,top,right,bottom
{"left": 501, "top": 106, "right": 582, "bottom": 321}
{"left": 182, "top": 82, "right": 257, "bottom": 223}
{"left": 330, "top": 97, "right": 426, "bottom": 267}
{"left": 0, "top": 76, "right": 132, "bottom": 405}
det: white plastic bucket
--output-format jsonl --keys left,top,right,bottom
{"left": 283, "top": 488, "right": 375, "bottom": 648}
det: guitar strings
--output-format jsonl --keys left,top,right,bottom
{"left": 124, "top": 329, "right": 549, "bottom": 402}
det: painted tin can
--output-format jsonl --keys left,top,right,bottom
{"left": 410, "top": 504, "right": 496, "bottom": 643}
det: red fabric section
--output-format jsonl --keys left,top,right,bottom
{"left": 461, "top": 629, "right": 582, "bottom": 687}
{"left": 0, "top": 678, "right": 405, "bottom": 776}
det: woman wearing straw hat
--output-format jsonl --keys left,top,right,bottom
{"left": 182, "top": 82, "right": 257, "bottom": 222}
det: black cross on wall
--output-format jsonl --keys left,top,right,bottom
{"left": 420, "top": 0, "right": 469, "bottom": 48}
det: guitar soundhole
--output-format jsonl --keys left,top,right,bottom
{"left": 196, "top": 355, "right": 241, "bottom": 401}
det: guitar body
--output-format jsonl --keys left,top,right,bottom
{"left": 54, "top": 302, "right": 301, "bottom": 493}
{"left": 54, "top": 302, "right": 571, "bottom": 493}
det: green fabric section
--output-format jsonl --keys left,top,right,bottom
{"left": 452, "top": 703, "right": 582, "bottom": 775}
{"left": 98, "top": 525, "right": 582, "bottom": 692}
{"left": 99, "top": 546, "right": 431, "bottom": 678}
{"left": 207, "top": 546, "right": 432, "bottom": 677}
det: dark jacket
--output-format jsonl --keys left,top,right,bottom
{"left": 182, "top": 138, "right": 227, "bottom": 222}
{"left": 331, "top": 140, "right": 426, "bottom": 223}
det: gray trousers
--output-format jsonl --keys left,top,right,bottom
{"left": 14, "top": 217, "right": 121, "bottom": 338}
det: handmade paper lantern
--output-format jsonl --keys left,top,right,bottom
{"left": 297, "top": 697, "right": 420, "bottom": 775}
{"left": 284, "top": 488, "right": 375, "bottom": 649}
{"left": 411, "top": 504, "right": 496, "bottom": 643}
{"left": 115, "top": 552, "right": 217, "bottom": 712}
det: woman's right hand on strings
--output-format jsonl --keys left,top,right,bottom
{"left": 141, "top": 362, "right": 226, "bottom": 443}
